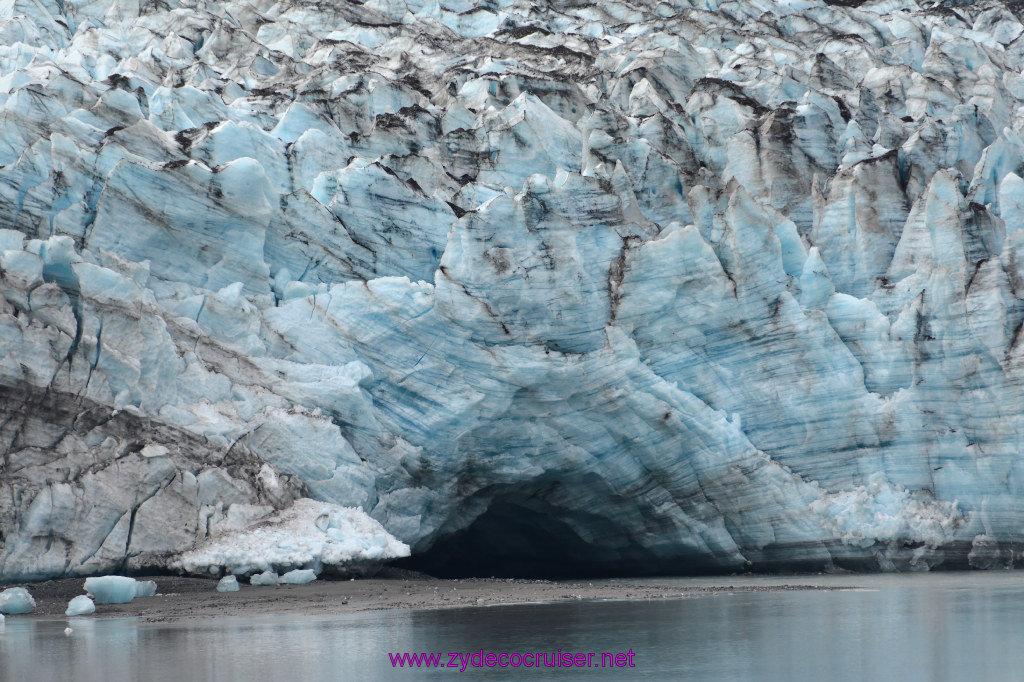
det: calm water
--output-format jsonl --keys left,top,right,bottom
{"left": 2, "top": 572, "right": 1023, "bottom": 681}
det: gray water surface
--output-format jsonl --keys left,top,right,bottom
{"left": 2, "top": 572, "right": 1022, "bottom": 681}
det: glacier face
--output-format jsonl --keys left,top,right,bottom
{"left": 2, "top": 0, "right": 1024, "bottom": 579}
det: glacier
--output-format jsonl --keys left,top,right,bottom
{"left": 2, "top": 0, "right": 1024, "bottom": 580}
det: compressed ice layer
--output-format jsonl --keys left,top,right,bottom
{"left": 0, "top": 588, "right": 35, "bottom": 615}
{"left": 250, "top": 572, "right": 280, "bottom": 587}
{"left": 84, "top": 576, "right": 157, "bottom": 604}
{"left": 216, "top": 575, "right": 240, "bottom": 592}
{"left": 281, "top": 569, "right": 318, "bottom": 585}
{"left": 65, "top": 595, "right": 96, "bottom": 616}
{"left": 175, "top": 499, "right": 409, "bottom": 577}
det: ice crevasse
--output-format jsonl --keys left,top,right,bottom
{"left": 2, "top": 0, "right": 1024, "bottom": 579}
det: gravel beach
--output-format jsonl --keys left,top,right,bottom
{"left": 4, "top": 570, "right": 847, "bottom": 622}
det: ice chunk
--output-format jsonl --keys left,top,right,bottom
{"left": 84, "top": 576, "right": 155, "bottom": 604}
{"left": 65, "top": 595, "right": 96, "bottom": 616}
{"left": 134, "top": 580, "right": 157, "bottom": 598}
{"left": 0, "top": 230, "right": 24, "bottom": 251}
{"left": 0, "top": 588, "right": 35, "bottom": 615}
{"left": 281, "top": 569, "right": 317, "bottom": 585}
{"left": 216, "top": 575, "right": 240, "bottom": 592}
{"left": 0, "top": 250, "right": 43, "bottom": 291}
{"left": 250, "top": 571, "right": 280, "bottom": 586}
{"left": 174, "top": 499, "right": 409, "bottom": 577}
{"left": 810, "top": 473, "right": 963, "bottom": 549}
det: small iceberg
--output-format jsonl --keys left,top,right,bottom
{"left": 250, "top": 571, "right": 280, "bottom": 586}
{"left": 216, "top": 575, "right": 240, "bottom": 592}
{"left": 65, "top": 595, "right": 96, "bottom": 616}
{"left": 134, "top": 581, "right": 157, "bottom": 598}
{"left": 84, "top": 576, "right": 158, "bottom": 604}
{"left": 0, "top": 587, "right": 35, "bottom": 615}
{"left": 281, "top": 569, "right": 318, "bottom": 585}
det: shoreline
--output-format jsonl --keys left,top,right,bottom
{"left": 3, "top": 570, "right": 849, "bottom": 623}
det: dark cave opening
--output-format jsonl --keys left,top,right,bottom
{"left": 393, "top": 500, "right": 724, "bottom": 580}
{"left": 394, "top": 501, "right": 620, "bottom": 579}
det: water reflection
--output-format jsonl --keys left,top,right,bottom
{"left": 1, "top": 573, "right": 1022, "bottom": 681}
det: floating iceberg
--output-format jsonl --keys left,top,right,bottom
{"left": 0, "top": 588, "right": 35, "bottom": 615}
{"left": 65, "top": 595, "right": 96, "bottom": 616}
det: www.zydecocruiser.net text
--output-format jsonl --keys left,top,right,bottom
{"left": 389, "top": 649, "right": 637, "bottom": 671}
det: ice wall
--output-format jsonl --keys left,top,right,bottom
{"left": 2, "top": 0, "right": 1024, "bottom": 579}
